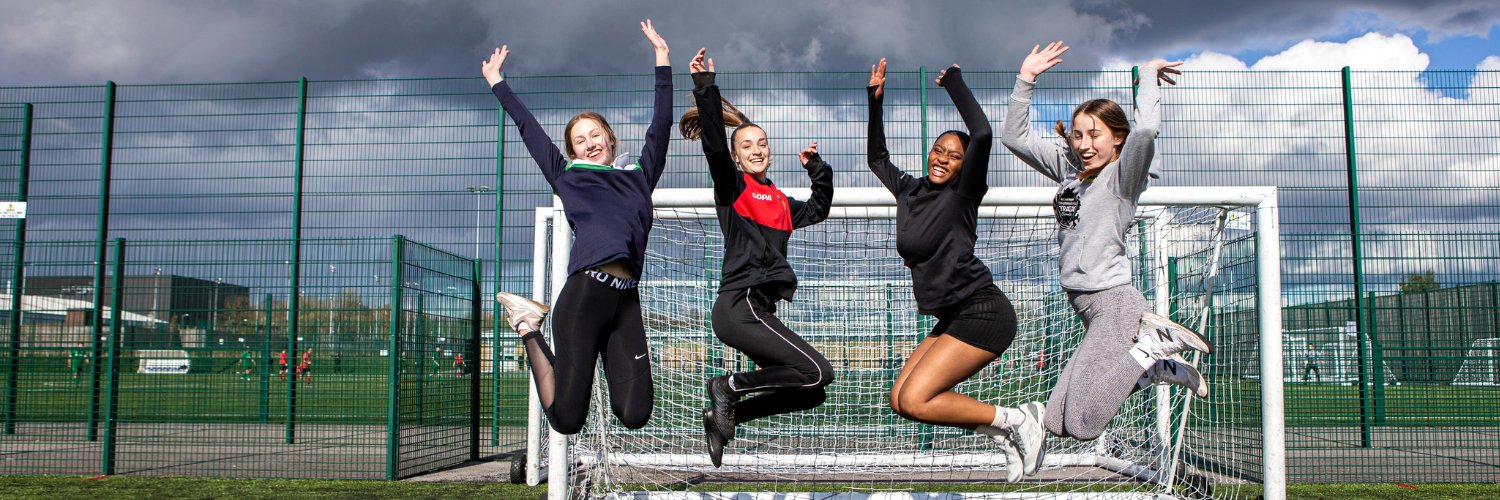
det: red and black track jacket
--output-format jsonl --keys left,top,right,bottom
{"left": 692, "top": 72, "right": 834, "bottom": 300}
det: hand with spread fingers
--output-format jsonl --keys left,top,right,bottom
{"left": 1143, "top": 59, "right": 1184, "bottom": 86}
{"left": 481, "top": 45, "right": 511, "bottom": 87}
{"left": 869, "top": 58, "right": 887, "bottom": 99}
{"left": 640, "top": 19, "right": 670, "bottom": 66}
{"left": 1019, "top": 40, "right": 1069, "bottom": 83}
{"left": 690, "top": 47, "right": 716, "bottom": 74}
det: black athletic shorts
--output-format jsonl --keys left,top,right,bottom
{"left": 927, "top": 284, "right": 1018, "bottom": 356}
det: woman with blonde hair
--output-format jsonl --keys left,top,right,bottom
{"left": 488, "top": 20, "right": 674, "bottom": 435}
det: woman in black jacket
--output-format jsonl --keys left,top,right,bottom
{"left": 679, "top": 48, "right": 835, "bottom": 468}
{"left": 867, "top": 58, "right": 1044, "bottom": 482}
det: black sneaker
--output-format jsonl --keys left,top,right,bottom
{"left": 706, "top": 375, "right": 738, "bottom": 440}
{"left": 703, "top": 408, "right": 728, "bottom": 468}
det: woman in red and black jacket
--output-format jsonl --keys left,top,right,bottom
{"left": 680, "top": 48, "right": 834, "bottom": 468}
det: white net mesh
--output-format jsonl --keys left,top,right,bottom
{"left": 1453, "top": 338, "right": 1500, "bottom": 386}
{"left": 535, "top": 190, "right": 1271, "bottom": 499}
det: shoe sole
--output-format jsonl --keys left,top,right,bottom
{"left": 495, "top": 292, "right": 551, "bottom": 314}
{"left": 1021, "top": 401, "right": 1047, "bottom": 475}
{"left": 703, "top": 409, "right": 725, "bottom": 468}
{"left": 1168, "top": 354, "right": 1211, "bottom": 398}
{"left": 1143, "top": 312, "right": 1214, "bottom": 355}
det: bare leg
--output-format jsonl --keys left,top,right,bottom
{"left": 890, "top": 335, "right": 1000, "bottom": 429}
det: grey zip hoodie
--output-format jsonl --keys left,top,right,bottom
{"left": 1000, "top": 74, "right": 1160, "bottom": 292}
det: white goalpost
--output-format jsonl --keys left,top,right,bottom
{"left": 1453, "top": 338, "right": 1500, "bottom": 386}
{"left": 523, "top": 186, "right": 1285, "bottom": 500}
{"left": 1245, "top": 322, "right": 1400, "bottom": 385}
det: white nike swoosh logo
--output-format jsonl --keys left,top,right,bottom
{"left": 635, "top": 353, "right": 648, "bottom": 360}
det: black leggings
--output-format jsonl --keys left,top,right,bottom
{"left": 712, "top": 288, "right": 834, "bottom": 423}
{"left": 523, "top": 268, "right": 653, "bottom": 434}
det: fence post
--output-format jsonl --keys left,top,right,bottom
{"left": 4, "top": 103, "right": 32, "bottom": 435}
{"left": 88, "top": 81, "right": 117, "bottom": 442}
{"left": 101, "top": 238, "right": 126, "bottom": 474}
{"left": 1371, "top": 291, "right": 1387, "bottom": 422}
{"left": 470, "top": 258, "right": 481, "bottom": 461}
{"left": 919, "top": 67, "right": 928, "bottom": 175}
{"left": 260, "top": 294, "right": 271, "bottom": 423}
{"left": 286, "top": 76, "right": 309, "bottom": 445}
{"left": 415, "top": 294, "right": 425, "bottom": 426}
{"left": 1340, "top": 66, "right": 1374, "bottom": 448}
{"left": 491, "top": 101, "right": 505, "bottom": 447}
{"left": 387, "top": 235, "right": 406, "bottom": 480}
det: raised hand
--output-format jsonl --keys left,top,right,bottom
{"left": 869, "top": 58, "right": 887, "bottom": 99}
{"left": 1019, "top": 40, "right": 1069, "bottom": 83}
{"left": 482, "top": 45, "right": 510, "bottom": 87}
{"left": 799, "top": 142, "right": 819, "bottom": 165}
{"left": 690, "top": 48, "right": 716, "bottom": 74}
{"left": 1144, "top": 59, "right": 1184, "bottom": 86}
{"left": 935, "top": 64, "right": 958, "bottom": 87}
{"left": 640, "top": 19, "right": 670, "bottom": 66}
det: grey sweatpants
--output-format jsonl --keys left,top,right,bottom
{"left": 1044, "top": 284, "right": 1150, "bottom": 441}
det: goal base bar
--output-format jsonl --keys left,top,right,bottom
{"left": 602, "top": 493, "right": 1174, "bottom": 500}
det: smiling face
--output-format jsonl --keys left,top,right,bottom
{"left": 731, "top": 125, "right": 770, "bottom": 178}
{"left": 1069, "top": 112, "right": 1123, "bottom": 171}
{"left": 926, "top": 132, "right": 966, "bottom": 185}
{"left": 565, "top": 113, "right": 617, "bottom": 165}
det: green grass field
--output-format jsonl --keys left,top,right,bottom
{"left": 1, "top": 367, "right": 534, "bottom": 426}
{"left": 1, "top": 476, "right": 1498, "bottom": 500}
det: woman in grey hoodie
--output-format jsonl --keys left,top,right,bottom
{"left": 1001, "top": 41, "right": 1212, "bottom": 442}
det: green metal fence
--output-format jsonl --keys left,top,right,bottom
{"left": 0, "top": 236, "right": 480, "bottom": 479}
{"left": 0, "top": 67, "right": 1497, "bottom": 482}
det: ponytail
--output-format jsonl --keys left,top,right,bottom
{"left": 680, "top": 97, "right": 750, "bottom": 141}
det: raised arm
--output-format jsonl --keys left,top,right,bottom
{"left": 689, "top": 49, "right": 744, "bottom": 206}
{"left": 790, "top": 142, "right": 834, "bottom": 229}
{"left": 484, "top": 45, "right": 566, "bottom": 185}
{"left": 638, "top": 20, "right": 674, "bottom": 186}
{"left": 1113, "top": 59, "right": 1179, "bottom": 198}
{"left": 1000, "top": 41, "right": 1071, "bottom": 183}
{"left": 937, "top": 66, "right": 993, "bottom": 198}
{"left": 866, "top": 58, "right": 916, "bottom": 194}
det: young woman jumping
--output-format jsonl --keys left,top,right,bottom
{"left": 680, "top": 48, "right": 836, "bottom": 468}
{"left": 487, "top": 20, "right": 673, "bottom": 434}
{"left": 867, "top": 59, "right": 1045, "bottom": 482}
{"left": 1001, "top": 41, "right": 1212, "bottom": 443}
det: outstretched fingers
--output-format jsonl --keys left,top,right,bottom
{"left": 800, "top": 141, "right": 819, "bottom": 164}
{"left": 869, "top": 58, "right": 887, "bottom": 97}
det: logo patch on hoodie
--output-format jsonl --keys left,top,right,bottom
{"left": 734, "top": 173, "right": 792, "bottom": 232}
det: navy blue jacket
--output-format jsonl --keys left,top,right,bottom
{"left": 491, "top": 66, "right": 673, "bottom": 278}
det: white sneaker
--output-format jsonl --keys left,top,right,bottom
{"left": 1017, "top": 401, "right": 1047, "bottom": 475}
{"left": 495, "top": 292, "right": 550, "bottom": 334}
{"left": 977, "top": 425, "right": 1024, "bottom": 483}
{"left": 1145, "top": 355, "right": 1210, "bottom": 398}
{"left": 1135, "top": 312, "right": 1213, "bottom": 360}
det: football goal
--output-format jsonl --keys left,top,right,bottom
{"left": 521, "top": 186, "right": 1285, "bottom": 500}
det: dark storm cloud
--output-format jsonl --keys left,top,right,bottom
{"left": 6, "top": 0, "right": 1496, "bottom": 86}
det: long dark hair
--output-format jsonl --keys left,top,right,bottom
{"left": 680, "top": 97, "right": 756, "bottom": 142}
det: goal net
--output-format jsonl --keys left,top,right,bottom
{"left": 526, "top": 187, "right": 1285, "bottom": 500}
{"left": 1453, "top": 338, "right": 1500, "bottom": 386}
{"left": 1248, "top": 322, "right": 1398, "bottom": 385}
{"left": 136, "top": 349, "right": 192, "bottom": 374}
